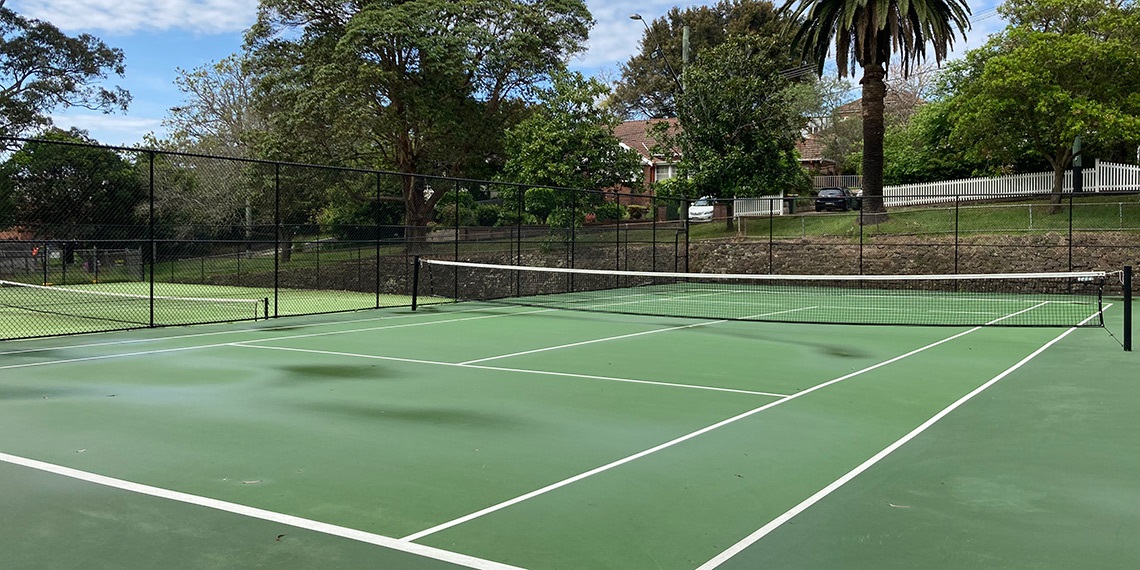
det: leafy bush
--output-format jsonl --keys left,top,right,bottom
{"left": 627, "top": 204, "right": 648, "bottom": 220}
{"left": 547, "top": 207, "right": 581, "bottom": 229}
{"left": 495, "top": 209, "right": 538, "bottom": 226}
{"left": 594, "top": 201, "right": 626, "bottom": 222}
{"left": 475, "top": 204, "right": 500, "bottom": 226}
{"left": 432, "top": 203, "right": 477, "bottom": 227}
{"left": 524, "top": 187, "right": 558, "bottom": 223}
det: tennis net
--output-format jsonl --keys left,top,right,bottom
{"left": 0, "top": 280, "right": 267, "bottom": 333}
{"left": 414, "top": 258, "right": 1111, "bottom": 328}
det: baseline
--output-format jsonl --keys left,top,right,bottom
{"left": 0, "top": 451, "right": 522, "bottom": 570}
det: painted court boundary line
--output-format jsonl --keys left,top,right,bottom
{"left": 0, "top": 452, "right": 523, "bottom": 570}
{"left": 0, "top": 308, "right": 551, "bottom": 371}
{"left": 0, "top": 304, "right": 526, "bottom": 357}
{"left": 233, "top": 344, "right": 788, "bottom": 398}
{"left": 399, "top": 314, "right": 1042, "bottom": 542}
{"left": 459, "top": 306, "right": 818, "bottom": 365}
{"left": 401, "top": 302, "right": 1054, "bottom": 542}
{"left": 696, "top": 306, "right": 1110, "bottom": 570}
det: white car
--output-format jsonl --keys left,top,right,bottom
{"left": 687, "top": 196, "right": 715, "bottom": 222}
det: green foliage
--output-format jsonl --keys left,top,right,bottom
{"left": 432, "top": 203, "right": 478, "bottom": 227}
{"left": 784, "top": 0, "right": 971, "bottom": 213}
{"left": 474, "top": 204, "right": 500, "bottom": 227}
{"left": 784, "top": 0, "right": 971, "bottom": 80}
{"left": 944, "top": 0, "right": 1140, "bottom": 190}
{"left": 547, "top": 208, "right": 580, "bottom": 229}
{"left": 0, "top": 129, "right": 144, "bottom": 239}
{"left": 610, "top": 0, "right": 795, "bottom": 118}
{"left": 524, "top": 187, "right": 559, "bottom": 224}
{"left": 881, "top": 101, "right": 991, "bottom": 184}
{"left": 501, "top": 70, "right": 643, "bottom": 192}
{"left": 0, "top": 6, "right": 129, "bottom": 138}
{"left": 245, "top": 0, "right": 592, "bottom": 227}
{"left": 594, "top": 201, "right": 627, "bottom": 222}
{"left": 495, "top": 208, "right": 538, "bottom": 227}
{"left": 669, "top": 36, "right": 808, "bottom": 199}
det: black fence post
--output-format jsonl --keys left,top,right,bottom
{"left": 273, "top": 163, "right": 280, "bottom": 319}
{"left": 148, "top": 151, "right": 155, "bottom": 327}
{"left": 1068, "top": 192, "right": 1074, "bottom": 271}
{"left": 515, "top": 187, "right": 523, "bottom": 297}
{"left": 768, "top": 197, "right": 774, "bottom": 274}
{"left": 375, "top": 172, "right": 381, "bottom": 308}
{"left": 954, "top": 194, "right": 960, "bottom": 274}
{"left": 859, "top": 206, "right": 865, "bottom": 275}
{"left": 682, "top": 197, "right": 690, "bottom": 273}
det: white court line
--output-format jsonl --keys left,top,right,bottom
{"left": 0, "top": 304, "right": 518, "bottom": 357}
{"left": 696, "top": 306, "right": 1110, "bottom": 570}
{"left": 459, "top": 306, "right": 818, "bottom": 366}
{"left": 233, "top": 344, "right": 788, "bottom": 398}
{"left": 400, "top": 303, "right": 1051, "bottom": 542}
{"left": 0, "top": 452, "right": 523, "bottom": 570}
{"left": 398, "top": 312, "right": 1025, "bottom": 543}
{"left": 0, "top": 309, "right": 551, "bottom": 371}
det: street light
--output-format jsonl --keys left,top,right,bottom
{"left": 630, "top": 14, "right": 684, "bottom": 93}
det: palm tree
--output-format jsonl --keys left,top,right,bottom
{"left": 783, "top": 0, "right": 970, "bottom": 223}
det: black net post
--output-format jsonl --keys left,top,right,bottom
{"left": 411, "top": 255, "right": 421, "bottom": 311}
{"left": 1125, "top": 265, "right": 1133, "bottom": 352}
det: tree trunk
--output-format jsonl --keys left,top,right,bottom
{"left": 860, "top": 64, "right": 888, "bottom": 225}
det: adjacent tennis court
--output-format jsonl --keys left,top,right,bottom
{"left": 1, "top": 267, "right": 1136, "bottom": 569}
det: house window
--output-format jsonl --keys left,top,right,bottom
{"left": 654, "top": 164, "right": 677, "bottom": 182}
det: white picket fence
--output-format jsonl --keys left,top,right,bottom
{"left": 732, "top": 193, "right": 785, "bottom": 217}
{"left": 735, "top": 160, "right": 1140, "bottom": 217}
{"left": 883, "top": 160, "right": 1140, "bottom": 207}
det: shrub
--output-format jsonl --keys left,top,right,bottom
{"left": 432, "top": 203, "right": 477, "bottom": 227}
{"left": 627, "top": 204, "right": 648, "bottom": 220}
{"left": 594, "top": 201, "right": 626, "bottom": 222}
{"left": 475, "top": 204, "right": 500, "bottom": 226}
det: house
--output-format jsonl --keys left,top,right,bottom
{"left": 613, "top": 118, "right": 681, "bottom": 191}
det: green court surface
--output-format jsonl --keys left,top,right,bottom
{"left": 0, "top": 301, "right": 1136, "bottom": 569}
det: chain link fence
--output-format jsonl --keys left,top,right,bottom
{"left": 0, "top": 137, "right": 686, "bottom": 340}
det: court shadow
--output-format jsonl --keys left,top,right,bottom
{"left": 274, "top": 364, "right": 391, "bottom": 383}
{"left": 301, "top": 401, "right": 521, "bottom": 429}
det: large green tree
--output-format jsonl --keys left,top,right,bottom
{"left": 501, "top": 71, "right": 643, "bottom": 192}
{"left": 611, "top": 0, "right": 796, "bottom": 119}
{"left": 0, "top": 129, "right": 144, "bottom": 240}
{"left": 661, "top": 35, "right": 810, "bottom": 199}
{"left": 783, "top": 0, "right": 971, "bottom": 221}
{"left": 499, "top": 71, "right": 644, "bottom": 225}
{"left": 0, "top": 2, "right": 129, "bottom": 139}
{"left": 944, "top": 0, "right": 1140, "bottom": 205}
{"left": 244, "top": 0, "right": 592, "bottom": 233}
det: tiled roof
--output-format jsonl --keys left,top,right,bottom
{"left": 613, "top": 118, "right": 679, "bottom": 163}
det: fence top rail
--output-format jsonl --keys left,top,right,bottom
{"left": 0, "top": 136, "right": 668, "bottom": 200}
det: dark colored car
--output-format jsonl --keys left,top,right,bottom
{"left": 814, "top": 187, "right": 861, "bottom": 212}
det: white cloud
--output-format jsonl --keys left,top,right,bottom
{"left": 10, "top": 0, "right": 258, "bottom": 35}
{"left": 50, "top": 113, "right": 164, "bottom": 147}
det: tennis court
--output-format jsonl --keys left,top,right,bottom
{"left": 1, "top": 265, "right": 1136, "bottom": 569}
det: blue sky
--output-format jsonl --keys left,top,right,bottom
{"left": 11, "top": 0, "right": 1005, "bottom": 147}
